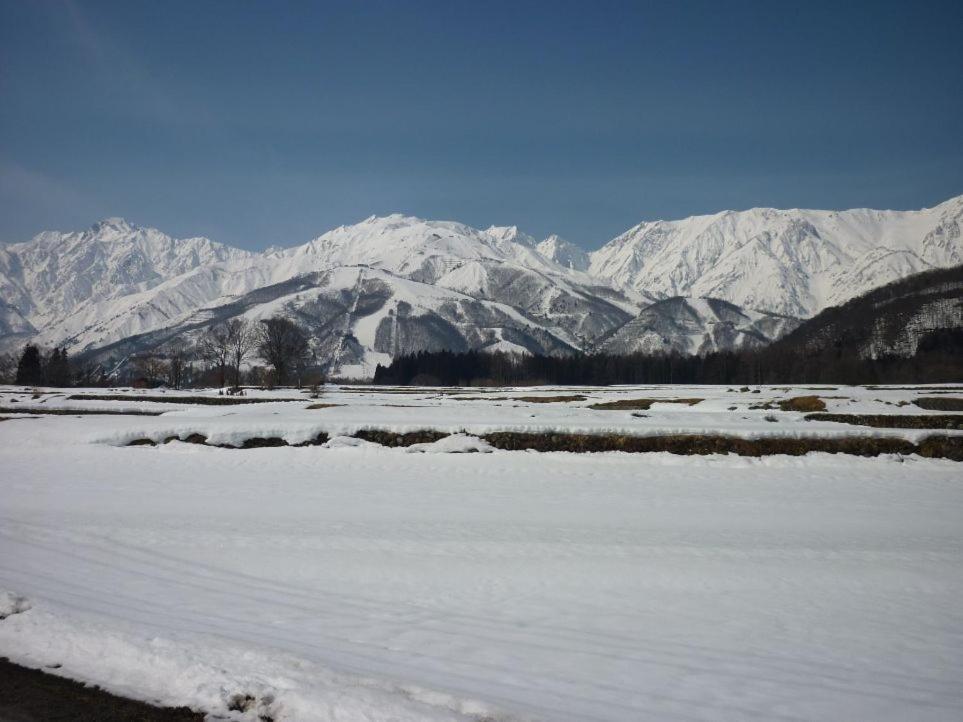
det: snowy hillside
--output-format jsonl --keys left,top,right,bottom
{"left": 768, "top": 263, "right": 963, "bottom": 359}
{"left": 590, "top": 194, "right": 963, "bottom": 317}
{"left": 597, "top": 296, "right": 800, "bottom": 355}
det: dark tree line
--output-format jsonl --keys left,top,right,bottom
{"left": 373, "top": 328, "right": 963, "bottom": 386}
{"left": 12, "top": 345, "right": 77, "bottom": 386}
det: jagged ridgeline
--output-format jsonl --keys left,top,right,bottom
{"left": 1, "top": 195, "right": 961, "bottom": 378}
{"left": 375, "top": 264, "right": 963, "bottom": 386}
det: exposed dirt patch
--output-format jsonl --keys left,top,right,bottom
{"left": 352, "top": 429, "right": 451, "bottom": 447}
{"left": 914, "top": 397, "right": 963, "bottom": 412}
{"left": 341, "top": 387, "right": 464, "bottom": 394}
{"left": 130, "top": 432, "right": 330, "bottom": 449}
{"left": 588, "top": 398, "right": 703, "bottom": 411}
{"left": 806, "top": 413, "right": 963, "bottom": 429}
{"left": 305, "top": 403, "right": 342, "bottom": 410}
{"left": 864, "top": 386, "right": 963, "bottom": 392}
{"left": 512, "top": 395, "right": 588, "bottom": 403}
{"left": 777, "top": 396, "right": 827, "bottom": 412}
{"left": 66, "top": 394, "right": 302, "bottom": 405}
{"left": 125, "top": 427, "right": 961, "bottom": 459}
{"left": 0, "top": 656, "right": 205, "bottom": 722}
{"left": 917, "top": 435, "right": 963, "bottom": 461}
{"left": 453, "top": 394, "right": 588, "bottom": 403}
{"left": 0, "top": 407, "right": 163, "bottom": 416}
{"left": 480, "top": 431, "right": 931, "bottom": 457}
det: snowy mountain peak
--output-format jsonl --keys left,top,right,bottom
{"left": 91, "top": 216, "right": 135, "bottom": 234}
{"left": 485, "top": 225, "right": 538, "bottom": 248}
{"left": 536, "top": 234, "right": 590, "bottom": 271}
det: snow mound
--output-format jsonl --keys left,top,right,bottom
{"left": 0, "top": 600, "right": 500, "bottom": 722}
{"left": 405, "top": 433, "right": 494, "bottom": 454}
{"left": 0, "top": 590, "right": 31, "bottom": 619}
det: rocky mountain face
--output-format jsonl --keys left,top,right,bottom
{"left": 596, "top": 297, "right": 800, "bottom": 356}
{"left": 589, "top": 195, "right": 963, "bottom": 317}
{"left": 2, "top": 195, "right": 960, "bottom": 376}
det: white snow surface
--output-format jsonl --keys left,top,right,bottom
{"left": 1, "top": 384, "right": 962, "bottom": 721}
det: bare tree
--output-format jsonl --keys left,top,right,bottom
{"left": 257, "top": 317, "right": 309, "bottom": 386}
{"left": 198, "top": 323, "right": 231, "bottom": 387}
{"left": 131, "top": 353, "right": 166, "bottom": 386}
{"left": 226, "top": 319, "right": 257, "bottom": 389}
{"left": 163, "top": 341, "right": 190, "bottom": 389}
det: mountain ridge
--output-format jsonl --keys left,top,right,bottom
{"left": 1, "top": 194, "right": 960, "bottom": 375}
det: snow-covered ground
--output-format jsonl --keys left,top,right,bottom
{"left": 1, "top": 384, "right": 962, "bottom": 721}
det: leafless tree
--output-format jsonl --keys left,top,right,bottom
{"left": 131, "top": 353, "right": 166, "bottom": 386}
{"left": 257, "top": 317, "right": 309, "bottom": 386}
{"left": 163, "top": 341, "right": 190, "bottom": 389}
{"left": 226, "top": 319, "right": 257, "bottom": 389}
{"left": 198, "top": 323, "right": 231, "bottom": 387}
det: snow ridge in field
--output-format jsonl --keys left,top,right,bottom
{"left": 0, "top": 595, "right": 496, "bottom": 721}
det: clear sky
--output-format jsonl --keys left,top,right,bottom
{"left": 2, "top": 0, "right": 962, "bottom": 250}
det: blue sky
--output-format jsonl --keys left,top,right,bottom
{"left": 1, "top": 0, "right": 961, "bottom": 250}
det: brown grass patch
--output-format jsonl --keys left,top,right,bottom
{"left": 67, "top": 394, "right": 302, "bottom": 405}
{"left": 512, "top": 395, "right": 589, "bottom": 403}
{"left": 306, "top": 403, "right": 342, "bottom": 410}
{"left": 864, "top": 386, "right": 963, "bottom": 391}
{"left": 481, "top": 431, "right": 922, "bottom": 457}
{"left": 131, "top": 432, "right": 330, "bottom": 449}
{"left": 806, "top": 413, "right": 963, "bottom": 429}
{"left": 914, "top": 397, "right": 963, "bottom": 412}
{"left": 352, "top": 429, "right": 450, "bottom": 446}
{"left": 124, "top": 427, "right": 962, "bottom": 459}
{"left": 0, "top": 406, "right": 163, "bottom": 416}
{"left": 589, "top": 398, "right": 703, "bottom": 411}
{"left": 917, "top": 436, "right": 963, "bottom": 461}
{"left": 453, "top": 394, "right": 588, "bottom": 403}
{"left": 777, "top": 396, "right": 827, "bottom": 412}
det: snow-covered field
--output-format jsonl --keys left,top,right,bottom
{"left": 1, "top": 384, "right": 962, "bottom": 721}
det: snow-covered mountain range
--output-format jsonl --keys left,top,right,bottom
{"left": 1, "top": 194, "right": 960, "bottom": 375}
{"left": 591, "top": 194, "right": 963, "bottom": 317}
{"left": 0, "top": 215, "right": 638, "bottom": 375}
